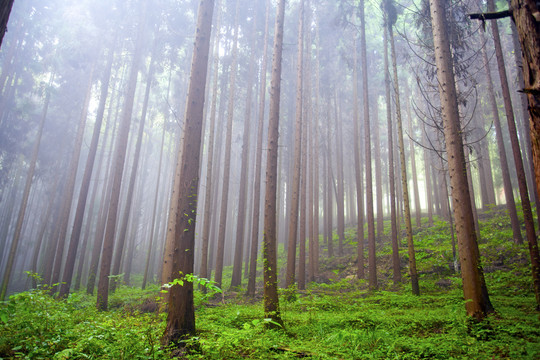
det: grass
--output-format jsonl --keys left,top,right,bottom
{"left": 1, "top": 207, "right": 539, "bottom": 359}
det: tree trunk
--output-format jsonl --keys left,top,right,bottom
{"left": 0, "top": 73, "right": 52, "bottom": 301}
{"left": 285, "top": 0, "right": 305, "bottom": 290}
{"left": 488, "top": 0, "right": 540, "bottom": 307}
{"left": 213, "top": 0, "right": 240, "bottom": 289}
{"left": 231, "top": 7, "right": 257, "bottom": 288}
{"left": 96, "top": 6, "right": 146, "bottom": 310}
{"left": 430, "top": 0, "right": 491, "bottom": 318}
{"left": 390, "top": 24, "right": 419, "bottom": 295}
{"left": 335, "top": 95, "right": 345, "bottom": 257}
{"left": 262, "top": 0, "right": 286, "bottom": 328}
{"left": 247, "top": 0, "right": 270, "bottom": 297}
{"left": 162, "top": 0, "right": 215, "bottom": 346}
{"left": 383, "top": 21, "right": 400, "bottom": 285}
{"left": 59, "top": 45, "right": 115, "bottom": 298}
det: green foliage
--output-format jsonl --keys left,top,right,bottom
{"left": 2, "top": 210, "right": 540, "bottom": 359}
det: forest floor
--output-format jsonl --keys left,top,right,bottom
{"left": 1, "top": 206, "right": 539, "bottom": 359}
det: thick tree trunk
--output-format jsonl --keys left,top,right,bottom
{"left": 430, "top": 0, "right": 491, "bottom": 319}
{"left": 162, "top": 0, "right": 215, "bottom": 346}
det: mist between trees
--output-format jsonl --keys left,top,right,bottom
{"left": 1, "top": 0, "right": 540, "bottom": 351}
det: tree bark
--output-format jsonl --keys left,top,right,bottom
{"left": 390, "top": 24, "right": 419, "bottom": 295}
{"left": 262, "top": 0, "right": 286, "bottom": 328}
{"left": 430, "top": 0, "right": 491, "bottom": 318}
{"left": 0, "top": 0, "right": 14, "bottom": 48}
{"left": 162, "top": 0, "right": 215, "bottom": 346}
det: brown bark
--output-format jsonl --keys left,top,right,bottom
{"left": 262, "top": 0, "right": 286, "bottom": 328}
{"left": 231, "top": 7, "right": 257, "bottom": 288}
{"left": 430, "top": 0, "right": 491, "bottom": 318}
{"left": 96, "top": 6, "right": 146, "bottom": 310}
{"left": 405, "top": 92, "right": 422, "bottom": 227}
{"left": 59, "top": 46, "right": 115, "bottom": 298}
{"left": 213, "top": 0, "right": 240, "bottom": 289}
{"left": 489, "top": 0, "right": 540, "bottom": 307}
{"left": 162, "top": 0, "right": 215, "bottom": 346}
{"left": 390, "top": 25, "right": 419, "bottom": 295}
{"left": 373, "top": 102, "right": 384, "bottom": 238}
{"left": 383, "top": 22, "right": 400, "bottom": 285}
{"left": 286, "top": 0, "right": 305, "bottom": 289}
{"left": 247, "top": 0, "right": 270, "bottom": 297}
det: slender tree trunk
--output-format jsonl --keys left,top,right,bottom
{"left": 390, "top": 24, "right": 419, "bottom": 295}
{"left": 481, "top": 26, "right": 524, "bottom": 243}
{"left": 334, "top": 95, "right": 345, "bottom": 257}
{"left": 405, "top": 91, "right": 422, "bottom": 227}
{"left": 487, "top": 0, "right": 540, "bottom": 307}
{"left": 262, "top": 0, "right": 285, "bottom": 328}
{"left": 285, "top": 0, "right": 305, "bottom": 290}
{"left": 213, "top": 0, "right": 240, "bottom": 288}
{"left": 0, "top": 73, "right": 52, "bottom": 301}
{"left": 373, "top": 102, "right": 384, "bottom": 238}
{"left": 383, "top": 22, "right": 400, "bottom": 285}
{"left": 231, "top": 8, "right": 257, "bottom": 288}
{"left": 50, "top": 64, "right": 95, "bottom": 293}
{"left": 247, "top": 0, "right": 270, "bottom": 297}
{"left": 162, "top": 0, "right": 215, "bottom": 346}
{"left": 96, "top": 6, "right": 146, "bottom": 310}
{"left": 59, "top": 46, "right": 115, "bottom": 298}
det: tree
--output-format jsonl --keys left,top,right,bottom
{"left": 96, "top": 4, "right": 146, "bottom": 311}
{"left": 0, "top": 0, "right": 14, "bottom": 48}
{"left": 162, "top": 0, "right": 215, "bottom": 346}
{"left": 386, "top": 0, "right": 419, "bottom": 295}
{"left": 286, "top": 0, "right": 305, "bottom": 290}
{"left": 430, "top": 0, "right": 491, "bottom": 319}
{"left": 262, "top": 0, "right": 286, "bottom": 328}
{"left": 58, "top": 45, "right": 115, "bottom": 298}
{"left": 0, "top": 72, "right": 53, "bottom": 301}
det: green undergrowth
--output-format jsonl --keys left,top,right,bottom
{"left": 1, "top": 208, "right": 539, "bottom": 359}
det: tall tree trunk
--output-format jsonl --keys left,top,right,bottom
{"left": 335, "top": 95, "right": 345, "bottom": 257}
{"left": 488, "top": 0, "right": 540, "bottom": 307}
{"left": 162, "top": 0, "right": 215, "bottom": 346}
{"left": 430, "top": 0, "right": 492, "bottom": 319}
{"left": 353, "top": 40, "right": 365, "bottom": 279}
{"left": 0, "top": 73, "right": 52, "bottom": 301}
{"left": 59, "top": 46, "right": 115, "bottom": 298}
{"left": 213, "top": 0, "right": 240, "bottom": 289}
{"left": 383, "top": 21, "right": 400, "bottom": 285}
{"left": 359, "top": 0, "right": 376, "bottom": 288}
{"left": 389, "top": 23, "right": 419, "bottom": 295}
{"left": 231, "top": 8, "right": 257, "bottom": 288}
{"left": 405, "top": 91, "right": 422, "bottom": 227}
{"left": 110, "top": 40, "right": 156, "bottom": 293}
{"left": 51, "top": 65, "right": 95, "bottom": 292}
{"left": 96, "top": 6, "right": 146, "bottom": 310}
{"left": 262, "top": 0, "right": 285, "bottom": 328}
{"left": 200, "top": 0, "right": 222, "bottom": 283}
{"left": 247, "top": 0, "right": 270, "bottom": 297}
{"left": 286, "top": 0, "right": 305, "bottom": 289}
{"left": 373, "top": 102, "right": 384, "bottom": 238}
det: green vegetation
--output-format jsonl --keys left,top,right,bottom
{"left": 1, "top": 209, "right": 539, "bottom": 359}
